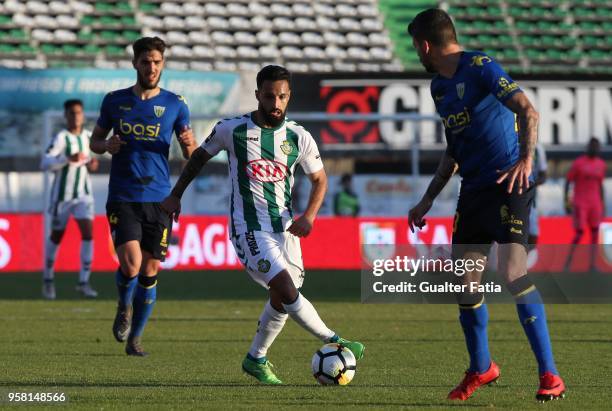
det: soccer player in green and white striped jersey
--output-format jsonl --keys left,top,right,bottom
{"left": 40, "top": 99, "right": 99, "bottom": 299}
{"left": 161, "top": 65, "right": 364, "bottom": 384}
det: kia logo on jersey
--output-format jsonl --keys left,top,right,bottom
{"left": 246, "top": 159, "right": 288, "bottom": 182}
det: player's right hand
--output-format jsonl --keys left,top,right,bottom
{"left": 105, "top": 134, "right": 125, "bottom": 155}
{"left": 161, "top": 195, "right": 181, "bottom": 222}
{"left": 408, "top": 198, "right": 432, "bottom": 233}
{"left": 68, "top": 152, "right": 88, "bottom": 163}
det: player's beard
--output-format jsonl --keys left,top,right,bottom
{"left": 259, "top": 107, "right": 286, "bottom": 128}
{"left": 137, "top": 70, "right": 162, "bottom": 90}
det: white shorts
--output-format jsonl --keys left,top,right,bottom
{"left": 231, "top": 231, "right": 305, "bottom": 289}
{"left": 49, "top": 198, "right": 94, "bottom": 230}
{"left": 528, "top": 206, "right": 539, "bottom": 237}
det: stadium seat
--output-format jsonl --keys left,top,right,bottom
{"left": 163, "top": 16, "right": 184, "bottom": 30}
{"left": 323, "top": 32, "right": 346, "bottom": 45}
{"left": 27, "top": 1, "right": 49, "bottom": 14}
{"left": 358, "top": 62, "right": 381, "bottom": 72}
{"left": 31, "top": 29, "right": 54, "bottom": 42}
{"left": 309, "top": 61, "right": 333, "bottom": 72}
{"left": 313, "top": 3, "right": 335, "bottom": 17}
{"left": 296, "top": 17, "right": 317, "bottom": 31}
{"left": 346, "top": 32, "right": 369, "bottom": 46}
{"left": 193, "top": 45, "right": 215, "bottom": 59}
{"left": 189, "top": 31, "right": 211, "bottom": 44}
{"left": 190, "top": 61, "right": 213, "bottom": 71}
{"left": 212, "top": 31, "right": 235, "bottom": 45}
{"left": 215, "top": 45, "right": 237, "bottom": 59}
{"left": 235, "top": 31, "right": 257, "bottom": 45}
{"left": 370, "top": 47, "right": 393, "bottom": 61}
{"left": 316, "top": 16, "right": 340, "bottom": 31}
{"left": 301, "top": 32, "right": 324, "bottom": 46}
{"left": 208, "top": 16, "right": 229, "bottom": 30}
{"left": 334, "top": 61, "right": 357, "bottom": 72}
{"left": 270, "top": 4, "right": 292, "bottom": 16}
{"left": 160, "top": 2, "right": 182, "bottom": 15}
{"left": 205, "top": 3, "right": 227, "bottom": 16}
{"left": 303, "top": 46, "right": 326, "bottom": 59}
{"left": 227, "top": 16, "right": 250, "bottom": 30}
{"left": 49, "top": 1, "right": 71, "bottom": 14}
{"left": 238, "top": 61, "right": 261, "bottom": 72}
{"left": 256, "top": 31, "right": 278, "bottom": 44}
{"left": 227, "top": 3, "right": 249, "bottom": 16}
{"left": 236, "top": 45, "right": 259, "bottom": 59}
{"left": 281, "top": 46, "right": 303, "bottom": 59}
{"left": 249, "top": 3, "right": 269, "bottom": 15}
{"left": 170, "top": 45, "right": 192, "bottom": 58}
{"left": 183, "top": 2, "right": 204, "bottom": 15}
{"left": 167, "top": 31, "right": 189, "bottom": 45}
{"left": 259, "top": 45, "right": 280, "bottom": 59}
{"left": 326, "top": 44, "right": 348, "bottom": 59}
{"left": 339, "top": 18, "right": 362, "bottom": 32}
{"left": 185, "top": 16, "right": 206, "bottom": 29}
{"left": 293, "top": 4, "right": 314, "bottom": 17}
{"left": 285, "top": 61, "right": 309, "bottom": 73}
{"left": 347, "top": 46, "right": 370, "bottom": 60}
{"left": 278, "top": 32, "right": 301, "bottom": 45}
{"left": 337, "top": 4, "right": 358, "bottom": 18}
{"left": 214, "top": 61, "right": 237, "bottom": 71}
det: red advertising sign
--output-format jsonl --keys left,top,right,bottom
{"left": 0, "top": 214, "right": 610, "bottom": 272}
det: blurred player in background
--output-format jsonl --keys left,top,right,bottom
{"left": 407, "top": 9, "right": 565, "bottom": 402}
{"left": 527, "top": 144, "right": 547, "bottom": 264}
{"left": 89, "top": 37, "right": 196, "bottom": 356}
{"left": 333, "top": 174, "right": 360, "bottom": 216}
{"left": 564, "top": 137, "right": 606, "bottom": 270}
{"left": 41, "top": 99, "right": 99, "bottom": 300}
{"left": 161, "top": 65, "right": 364, "bottom": 384}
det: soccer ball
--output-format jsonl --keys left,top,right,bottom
{"left": 311, "top": 343, "right": 356, "bottom": 385}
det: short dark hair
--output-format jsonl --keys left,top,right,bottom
{"left": 63, "top": 99, "right": 83, "bottom": 111}
{"left": 132, "top": 36, "right": 166, "bottom": 59}
{"left": 256, "top": 65, "right": 291, "bottom": 89}
{"left": 408, "top": 8, "right": 457, "bottom": 46}
{"left": 341, "top": 174, "right": 352, "bottom": 184}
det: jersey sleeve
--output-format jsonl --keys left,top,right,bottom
{"left": 200, "top": 121, "right": 227, "bottom": 156}
{"left": 173, "top": 95, "right": 191, "bottom": 136}
{"left": 96, "top": 93, "right": 113, "bottom": 130}
{"left": 475, "top": 55, "right": 521, "bottom": 103}
{"left": 40, "top": 132, "right": 68, "bottom": 171}
{"left": 298, "top": 131, "right": 324, "bottom": 174}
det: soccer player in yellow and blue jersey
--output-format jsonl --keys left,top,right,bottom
{"left": 407, "top": 9, "right": 565, "bottom": 402}
{"left": 90, "top": 37, "right": 196, "bottom": 356}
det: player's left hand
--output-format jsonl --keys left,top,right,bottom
{"left": 177, "top": 125, "right": 195, "bottom": 147}
{"left": 288, "top": 215, "right": 313, "bottom": 237}
{"left": 496, "top": 158, "right": 532, "bottom": 194}
{"left": 160, "top": 195, "right": 182, "bottom": 222}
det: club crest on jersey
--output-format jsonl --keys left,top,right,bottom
{"left": 280, "top": 140, "right": 294, "bottom": 155}
{"left": 153, "top": 105, "right": 166, "bottom": 118}
{"left": 246, "top": 159, "right": 288, "bottom": 183}
{"left": 456, "top": 82, "right": 465, "bottom": 99}
{"left": 257, "top": 259, "right": 271, "bottom": 273}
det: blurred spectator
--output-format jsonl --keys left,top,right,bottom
{"left": 334, "top": 174, "right": 360, "bottom": 216}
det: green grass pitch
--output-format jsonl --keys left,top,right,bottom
{"left": 0, "top": 270, "right": 611, "bottom": 410}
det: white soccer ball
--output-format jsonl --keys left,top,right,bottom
{"left": 311, "top": 343, "right": 356, "bottom": 385}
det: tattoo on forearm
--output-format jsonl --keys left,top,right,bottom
{"left": 171, "top": 148, "right": 207, "bottom": 198}
{"left": 518, "top": 111, "right": 537, "bottom": 159}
